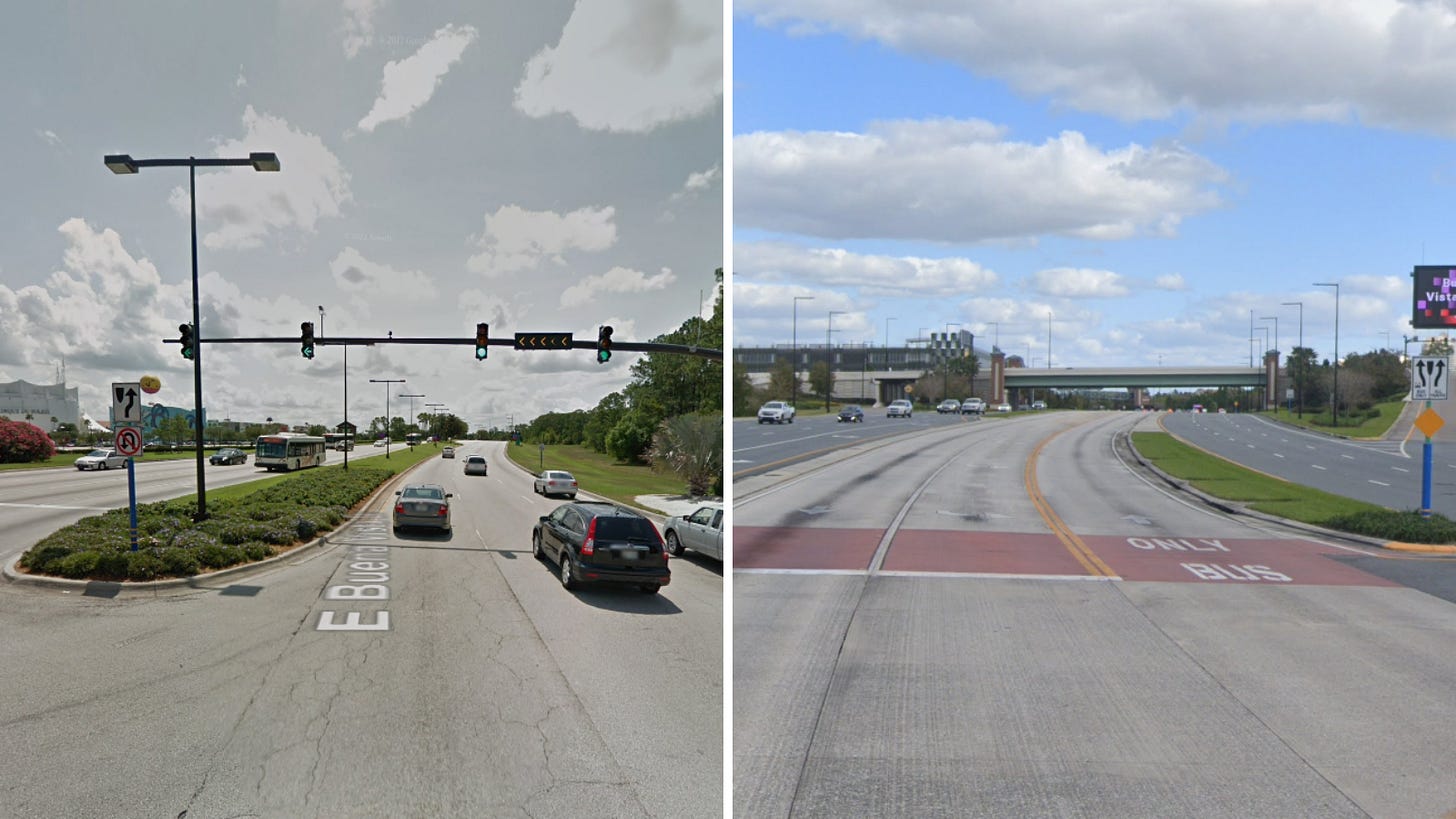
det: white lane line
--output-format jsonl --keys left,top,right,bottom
{"left": 1311, "top": 464, "right": 1327, "bottom": 470}
{"left": 1342, "top": 454, "right": 1355, "bottom": 460}
{"left": 1369, "top": 480, "right": 1391, "bottom": 487}
{"left": 1273, "top": 453, "right": 1285, "bottom": 459}
{"left": 734, "top": 568, "right": 867, "bottom": 575}
{"left": 0, "top": 502, "right": 114, "bottom": 511}
{"left": 877, "top": 571, "right": 1120, "bottom": 582}
{"left": 1392, "top": 466, "right": 1410, "bottom": 473}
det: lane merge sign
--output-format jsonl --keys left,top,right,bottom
{"left": 1413, "top": 357, "right": 1449, "bottom": 401}
{"left": 112, "top": 381, "right": 143, "bottom": 426}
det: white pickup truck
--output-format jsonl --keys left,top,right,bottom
{"left": 757, "top": 401, "right": 796, "bottom": 424}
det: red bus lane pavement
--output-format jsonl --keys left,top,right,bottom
{"left": 740, "top": 526, "right": 1400, "bottom": 587}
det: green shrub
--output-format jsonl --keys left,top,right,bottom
{"left": 125, "top": 552, "right": 162, "bottom": 581}
{"left": 54, "top": 552, "right": 99, "bottom": 578}
{"left": 160, "top": 549, "right": 201, "bottom": 576}
{"left": 1324, "top": 509, "right": 1456, "bottom": 544}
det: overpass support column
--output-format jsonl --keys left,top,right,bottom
{"left": 991, "top": 352, "right": 1006, "bottom": 405}
{"left": 1264, "top": 351, "right": 1279, "bottom": 411}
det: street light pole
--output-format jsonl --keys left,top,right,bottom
{"left": 1282, "top": 301, "right": 1303, "bottom": 417}
{"left": 369, "top": 378, "right": 405, "bottom": 457}
{"left": 105, "top": 151, "right": 280, "bottom": 522}
{"left": 826, "top": 310, "right": 844, "bottom": 412}
{"left": 944, "top": 322, "right": 961, "bottom": 400}
{"left": 399, "top": 393, "right": 425, "bottom": 439}
{"left": 1314, "top": 282, "right": 1340, "bottom": 427}
{"left": 792, "top": 296, "right": 814, "bottom": 408}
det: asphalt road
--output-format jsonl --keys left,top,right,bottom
{"left": 0, "top": 441, "right": 723, "bottom": 818}
{"left": 733, "top": 408, "right": 990, "bottom": 477}
{"left": 1159, "top": 410, "right": 1456, "bottom": 515}
{"left": 733, "top": 410, "right": 1456, "bottom": 818}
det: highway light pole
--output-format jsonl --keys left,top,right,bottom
{"left": 1314, "top": 282, "right": 1340, "bottom": 427}
{"left": 944, "top": 322, "right": 961, "bottom": 400}
{"left": 1283, "top": 301, "right": 1304, "bottom": 417}
{"left": 792, "top": 296, "right": 813, "bottom": 408}
{"left": 105, "top": 151, "right": 280, "bottom": 521}
{"left": 427, "top": 402, "right": 445, "bottom": 438}
{"left": 369, "top": 378, "right": 405, "bottom": 457}
{"left": 399, "top": 394, "right": 424, "bottom": 440}
{"left": 826, "top": 310, "right": 844, "bottom": 412}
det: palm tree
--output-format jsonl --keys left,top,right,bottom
{"left": 646, "top": 413, "right": 722, "bottom": 497}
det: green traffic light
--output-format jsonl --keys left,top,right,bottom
{"left": 597, "top": 349, "right": 610, "bottom": 363}
{"left": 476, "top": 346, "right": 487, "bottom": 360}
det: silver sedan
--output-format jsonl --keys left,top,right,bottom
{"left": 533, "top": 470, "right": 578, "bottom": 499}
{"left": 392, "top": 484, "right": 452, "bottom": 532}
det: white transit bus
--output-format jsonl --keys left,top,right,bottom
{"left": 323, "top": 432, "right": 354, "bottom": 451}
{"left": 254, "top": 433, "right": 327, "bottom": 472}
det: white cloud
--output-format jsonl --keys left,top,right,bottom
{"left": 1154, "top": 273, "right": 1188, "bottom": 291}
{"left": 330, "top": 247, "right": 437, "bottom": 301}
{"left": 234, "top": 65, "right": 247, "bottom": 88}
{"left": 1030, "top": 267, "right": 1130, "bottom": 298}
{"left": 515, "top": 0, "right": 721, "bottom": 132}
{"left": 560, "top": 266, "right": 676, "bottom": 308}
{"left": 466, "top": 205, "right": 617, "bottom": 275}
{"left": 342, "top": 0, "right": 385, "bottom": 59}
{"left": 358, "top": 23, "right": 477, "bottom": 132}
{"left": 734, "top": 118, "right": 1226, "bottom": 243}
{"left": 168, "top": 106, "right": 352, "bottom": 250}
{"left": 739, "top": 0, "right": 1456, "bottom": 135}
{"left": 35, "top": 129, "right": 62, "bottom": 148}
{"left": 736, "top": 241, "right": 998, "bottom": 298}
{"left": 670, "top": 162, "right": 721, "bottom": 202}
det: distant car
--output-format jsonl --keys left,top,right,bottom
{"left": 75, "top": 448, "right": 126, "bottom": 470}
{"left": 1032, "top": 401, "right": 1047, "bottom": 410}
{"left": 936, "top": 399, "right": 961, "bottom": 414}
{"left": 663, "top": 503, "right": 723, "bottom": 561}
{"left": 995, "top": 403, "right": 1013, "bottom": 413}
{"left": 462, "top": 455, "right": 488, "bottom": 476}
{"left": 442, "top": 446, "right": 455, "bottom": 459}
{"left": 534, "top": 470, "right": 578, "bottom": 499}
{"left": 209, "top": 448, "right": 247, "bottom": 466}
{"left": 837, "top": 405, "right": 864, "bottom": 423}
{"left": 961, "top": 398, "right": 985, "bottom": 415}
{"left": 757, "top": 401, "right": 796, "bottom": 424}
{"left": 887, "top": 399, "right": 913, "bottom": 418}
{"left": 533, "top": 501, "right": 670, "bottom": 594}
{"left": 393, "top": 483, "right": 452, "bottom": 532}
{"left": 373, "top": 438, "right": 387, "bottom": 447}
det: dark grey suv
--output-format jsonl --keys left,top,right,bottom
{"left": 533, "top": 501, "right": 670, "bottom": 594}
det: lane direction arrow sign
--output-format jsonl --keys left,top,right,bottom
{"left": 111, "top": 382, "right": 143, "bottom": 426}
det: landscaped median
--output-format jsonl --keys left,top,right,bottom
{"left": 1131, "top": 431, "right": 1456, "bottom": 552}
{"left": 11, "top": 444, "right": 442, "bottom": 583}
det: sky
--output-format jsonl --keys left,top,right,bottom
{"left": 731, "top": 1, "right": 1456, "bottom": 372}
{"left": 0, "top": 0, "right": 722, "bottom": 433}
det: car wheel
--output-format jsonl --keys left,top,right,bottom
{"left": 532, "top": 532, "right": 544, "bottom": 560}
{"left": 666, "top": 531, "right": 684, "bottom": 557}
{"left": 558, "top": 553, "right": 576, "bottom": 590}
{"left": 638, "top": 584, "right": 660, "bottom": 595}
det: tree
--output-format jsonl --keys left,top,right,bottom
{"left": 646, "top": 413, "right": 722, "bottom": 497}
{"left": 808, "top": 360, "right": 835, "bottom": 405}
{"left": 605, "top": 412, "right": 656, "bottom": 463}
{"left": 0, "top": 420, "right": 55, "bottom": 463}
{"left": 1426, "top": 336, "right": 1454, "bottom": 357}
{"left": 306, "top": 424, "right": 327, "bottom": 437}
{"left": 1285, "top": 346, "right": 1321, "bottom": 412}
{"left": 765, "top": 360, "right": 796, "bottom": 403}
{"left": 1342, "top": 349, "right": 1406, "bottom": 401}
{"left": 732, "top": 363, "right": 760, "bottom": 417}
{"left": 584, "top": 392, "right": 628, "bottom": 453}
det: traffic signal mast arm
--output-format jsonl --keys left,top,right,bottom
{"left": 164, "top": 333, "right": 723, "bottom": 360}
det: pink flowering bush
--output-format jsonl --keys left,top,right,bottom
{"left": 0, "top": 420, "right": 55, "bottom": 463}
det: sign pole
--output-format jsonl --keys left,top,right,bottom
{"left": 127, "top": 457, "right": 139, "bottom": 551}
{"left": 1411, "top": 356, "right": 1448, "bottom": 517}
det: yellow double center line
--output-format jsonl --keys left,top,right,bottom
{"left": 1024, "top": 429, "right": 1119, "bottom": 578}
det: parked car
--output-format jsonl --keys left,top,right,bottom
{"left": 936, "top": 399, "right": 961, "bottom": 414}
{"left": 961, "top": 397, "right": 986, "bottom": 414}
{"left": 534, "top": 470, "right": 578, "bottom": 499}
{"left": 887, "top": 399, "right": 913, "bottom": 418}
{"left": 837, "top": 405, "right": 864, "bottom": 423}
{"left": 75, "top": 448, "right": 126, "bottom": 470}
{"left": 757, "top": 401, "right": 796, "bottom": 424}
{"left": 393, "top": 483, "right": 452, "bottom": 532}
{"left": 462, "top": 455, "right": 488, "bottom": 476}
{"left": 533, "top": 501, "right": 670, "bottom": 594}
{"left": 209, "top": 448, "right": 247, "bottom": 466}
{"left": 995, "top": 403, "right": 1013, "bottom": 412}
{"left": 1032, "top": 400, "right": 1047, "bottom": 410}
{"left": 442, "top": 446, "right": 455, "bottom": 459}
{"left": 663, "top": 503, "right": 723, "bottom": 561}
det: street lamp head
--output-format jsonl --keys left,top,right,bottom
{"left": 249, "top": 152, "right": 281, "bottom": 172}
{"left": 103, "top": 154, "right": 138, "bottom": 174}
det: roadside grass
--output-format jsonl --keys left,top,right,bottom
{"left": 504, "top": 443, "right": 695, "bottom": 510}
{"left": 1132, "top": 431, "right": 1456, "bottom": 544}
{"left": 1256, "top": 398, "right": 1406, "bottom": 439}
{"left": 15, "top": 444, "right": 438, "bottom": 582}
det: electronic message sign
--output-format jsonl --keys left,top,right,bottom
{"left": 1412, "top": 265, "right": 1456, "bottom": 328}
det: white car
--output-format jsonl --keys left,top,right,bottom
{"left": 534, "top": 470, "right": 578, "bottom": 499}
{"left": 663, "top": 503, "right": 723, "bottom": 561}
{"left": 960, "top": 398, "right": 985, "bottom": 415}
{"left": 75, "top": 448, "right": 126, "bottom": 470}
{"left": 373, "top": 439, "right": 388, "bottom": 447}
{"left": 757, "top": 401, "right": 796, "bottom": 424}
{"left": 995, "top": 403, "right": 1013, "bottom": 412}
{"left": 887, "top": 399, "right": 913, "bottom": 418}
{"left": 462, "top": 455, "right": 488, "bottom": 476}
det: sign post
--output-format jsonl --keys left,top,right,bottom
{"left": 112, "top": 382, "right": 144, "bottom": 550}
{"left": 1411, "top": 357, "right": 1449, "bottom": 517}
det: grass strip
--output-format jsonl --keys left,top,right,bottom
{"left": 503, "top": 443, "right": 691, "bottom": 511}
{"left": 1132, "top": 431, "right": 1456, "bottom": 544}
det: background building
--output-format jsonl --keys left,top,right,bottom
{"left": 0, "top": 380, "right": 80, "bottom": 431}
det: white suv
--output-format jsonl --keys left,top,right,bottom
{"left": 757, "top": 401, "right": 796, "bottom": 424}
{"left": 960, "top": 398, "right": 985, "bottom": 415}
{"left": 886, "top": 399, "right": 913, "bottom": 418}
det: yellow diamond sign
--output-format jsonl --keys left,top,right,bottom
{"left": 1415, "top": 407, "right": 1445, "bottom": 439}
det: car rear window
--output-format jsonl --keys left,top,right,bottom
{"left": 593, "top": 516, "right": 657, "bottom": 541}
{"left": 403, "top": 487, "right": 443, "bottom": 499}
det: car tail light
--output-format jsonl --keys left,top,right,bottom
{"left": 438, "top": 506, "right": 448, "bottom": 517}
{"left": 582, "top": 518, "right": 596, "bottom": 556}
{"left": 394, "top": 504, "right": 405, "bottom": 515}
